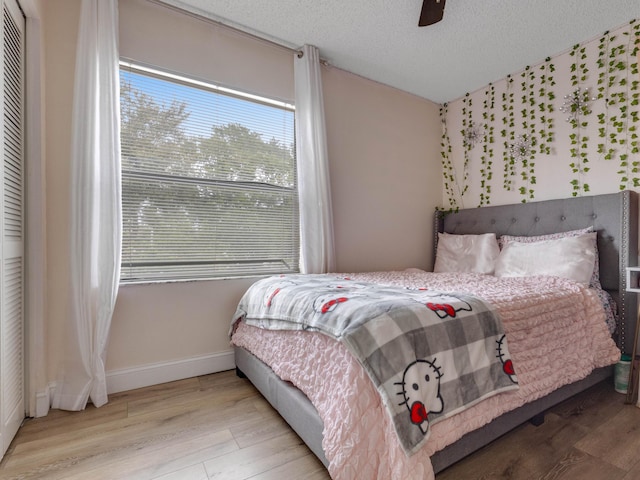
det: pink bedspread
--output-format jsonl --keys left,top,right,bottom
{"left": 231, "top": 271, "right": 620, "bottom": 480}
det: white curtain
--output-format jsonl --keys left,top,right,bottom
{"left": 53, "top": 0, "right": 122, "bottom": 411}
{"left": 294, "top": 45, "right": 336, "bottom": 274}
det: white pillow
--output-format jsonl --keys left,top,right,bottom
{"left": 498, "top": 226, "right": 602, "bottom": 289}
{"left": 494, "top": 232, "right": 597, "bottom": 285}
{"left": 434, "top": 233, "right": 500, "bottom": 274}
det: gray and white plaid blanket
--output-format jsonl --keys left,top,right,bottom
{"left": 233, "top": 274, "right": 519, "bottom": 455}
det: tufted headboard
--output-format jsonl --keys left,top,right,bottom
{"left": 434, "top": 191, "right": 639, "bottom": 354}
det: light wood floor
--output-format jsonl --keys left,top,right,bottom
{"left": 1, "top": 372, "right": 639, "bottom": 480}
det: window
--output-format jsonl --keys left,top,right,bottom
{"left": 119, "top": 62, "right": 299, "bottom": 283}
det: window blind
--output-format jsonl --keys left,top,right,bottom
{"left": 119, "top": 62, "right": 299, "bottom": 282}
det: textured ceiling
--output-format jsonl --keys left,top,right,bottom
{"left": 159, "top": 0, "right": 639, "bottom": 104}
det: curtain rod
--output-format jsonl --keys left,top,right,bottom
{"left": 146, "top": 0, "right": 314, "bottom": 60}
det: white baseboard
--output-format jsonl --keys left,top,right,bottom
{"left": 31, "top": 352, "right": 234, "bottom": 416}
{"left": 34, "top": 385, "right": 52, "bottom": 418}
{"left": 106, "top": 350, "right": 236, "bottom": 394}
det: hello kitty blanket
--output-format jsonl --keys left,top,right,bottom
{"left": 232, "top": 273, "right": 519, "bottom": 455}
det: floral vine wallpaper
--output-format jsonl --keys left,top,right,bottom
{"left": 440, "top": 19, "right": 639, "bottom": 210}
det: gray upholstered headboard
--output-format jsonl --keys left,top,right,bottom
{"left": 434, "top": 191, "right": 639, "bottom": 354}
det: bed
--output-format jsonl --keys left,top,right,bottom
{"left": 231, "top": 190, "right": 638, "bottom": 478}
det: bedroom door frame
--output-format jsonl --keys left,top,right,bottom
{"left": 0, "top": 0, "right": 47, "bottom": 462}
{"left": 19, "top": 0, "right": 47, "bottom": 421}
{"left": 0, "top": 0, "right": 25, "bottom": 459}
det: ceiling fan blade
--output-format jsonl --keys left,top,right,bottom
{"left": 419, "top": 0, "right": 446, "bottom": 27}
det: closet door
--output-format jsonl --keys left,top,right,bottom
{"left": 0, "top": 0, "right": 24, "bottom": 459}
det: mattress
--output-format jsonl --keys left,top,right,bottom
{"left": 231, "top": 270, "right": 620, "bottom": 479}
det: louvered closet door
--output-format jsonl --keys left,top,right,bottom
{"left": 0, "top": 0, "right": 24, "bottom": 459}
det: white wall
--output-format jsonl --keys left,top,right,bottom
{"left": 41, "top": 0, "right": 78, "bottom": 390}
{"left": 323, "top": 67, "right": 441, "bottom": 272}
{"left": 41, "top": 0, "right": 442, "bottom": 394}
{"left": 442, "top": 20, "right": 640, "bottom": 208}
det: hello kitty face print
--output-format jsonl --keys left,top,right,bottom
{"left": 312, "top": 278, "right": 371, "bottom": 314}
{"left": 496, "top": 334, "right": 518, "bottom": 384}
{"left": 395, "top": 358, "right": 444, "bottom": 435}
{"left": 263, "top": 279, "right": 295, "bottom": 308}
{"left": 312, "top": 292, "right": 353, "bottom": 314}
{"left": 413, "top": 291, "right": 473, "bottom": 319}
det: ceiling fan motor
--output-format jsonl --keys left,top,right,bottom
{"left": 419, "top": 0, "right": 446, "bottom": 27}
